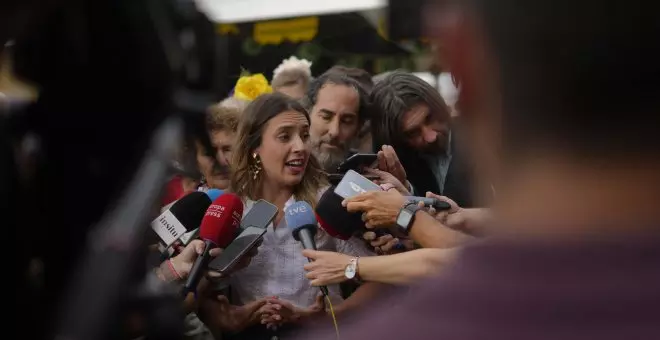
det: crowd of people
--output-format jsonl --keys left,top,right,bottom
{"left": 154, "top": 50, "right": 484, "bottom": 339}
{"left": 6, "top": 0, "right": 660, "bottom": 339}
{"left": 149, "top": 2, "right": 660, "bottom": 338}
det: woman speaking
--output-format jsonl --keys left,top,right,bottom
{"left": 198, "top": 93, "right": 381, "bottom": 340}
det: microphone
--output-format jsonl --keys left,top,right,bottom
{"left": 315, "top": 187, "right": 364, "bottom": 240}
{"left": 182, "top": 193, "right": 243, "bottom": 296}
{"left": 206, "top": 189, "right": 223, "bottom": 201}
{"left": 404, "top": 196, "right": 452, "bottom": 211}
{"left": 156, "top": 190, "right": 225, "bottom": 260}
{"left": 285, "top": 201, "right": 329, "bottom": 296}
{"left": 151, "top": 191, "right": 211, "bottom": 247}
{"left": 316, "top": 187, "right": 407, "bottom": 250}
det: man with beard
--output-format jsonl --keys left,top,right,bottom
{"left": 326, "top": 65, "right": 376, "bottom": 153}
{"left": 304, "top": 72, "right": 370, "bottom": 173}
{"left": 370, "top": 71, "right": 477, "bottom": 208}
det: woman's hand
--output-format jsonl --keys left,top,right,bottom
{"left": 364, "top": 168, "right": 411, "bottom": 196}
{"left": 259, "top": 295, "right": 325, "bottom": 328}
{"left": 342, "top": 188, "right": 406, "bottom": 229}
{"left": 200, "top": 295, "right": 269, "bottom": 333}
{"left": 302, "top": 250, "right": 353, "bottom": 286}
{"left": 158, "top": 240, "right": 223, "bottom": 282}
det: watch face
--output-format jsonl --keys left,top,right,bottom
{"left": 345, "top": 263, "right": 357, "bottom": 279}
{"left": 397, "top": 210, "right": 413, "bottom": 229}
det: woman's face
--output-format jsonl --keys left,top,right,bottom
{"left": 255, "top": 110, "right": 311, "bottom": 189}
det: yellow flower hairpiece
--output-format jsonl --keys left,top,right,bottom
{"left": 233, "top": 73, "right": 272, "bottom": 101}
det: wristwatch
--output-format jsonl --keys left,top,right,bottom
{"left": 344, "top": 257, "right": 361, "bottom": 282}
{"left": 396, "top": 201, "right": 422, "bottom": 235}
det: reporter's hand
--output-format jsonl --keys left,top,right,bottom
{"left": 423, "top": 192, "right": 464, "bottom": 229}
{"left": 168, "top": 239, "right": 222, "bottom": 280}
{"left": 204, "top": 295, "right": 269, "bottom": 333}
{"left": 302, "top": 250, "right": 352, "bottom": 286}
{"left": 364, "top": 168, "right": 411, "bottom": 195}
{"left": 342, "top": 188, "right": 406, "bottom": 228}
{"left": 376, "top": 145, "right": 407, "bottom": 186}
{"left": 362, "top": 232, "right": 401, "bottom": 254}
{"left": 260, "top": 295, "right": 325, "bottom": 328}
{"left": 425, "top": 192, "right": 490, "bottom": 235}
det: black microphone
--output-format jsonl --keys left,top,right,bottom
{"left": 151, "top": 191, "right": 211, "bottom": 249}
{"left": 315, "top": 187, "right": 364, "bottom": 240}
{"left": 285, "top": 201, "right": 329, "bottom": 296}
{"left": 403, "top": 196, "right": 452, "bottom": 211}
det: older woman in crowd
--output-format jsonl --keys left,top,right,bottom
{"left": 271, "top": 57, "right": 313, "bottom": 100}
{"left": 198, "top": 93, "right": 383, "bottom": 340}
{"left": 163, "top": 97, "right": 247, "bottom": 207}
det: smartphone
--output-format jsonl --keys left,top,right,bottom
{"left": 207, "top": 226, "right": 267, "bottom": 274}
{"left": 334, "top": 170, "right": 382, "bottom": 199}
{"left": 337, "top": 153, "right": 378, "bottom": 173}
{"left": 327, "top": 173, "right": 380, "bottom": 186}
{"left": 239, "top": 199, "right": 278, "bottom": 231}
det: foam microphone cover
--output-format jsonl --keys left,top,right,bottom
{"left": 169, "top": 191, "right": 212, "bottom": 231}
{"left": 199, "top": 193, "right": 243, "bottom": 248}
{"left": 315, "top": 187, "right": 364, "bottom": 240}
{"left": 285, "top": 201, "right": 318, "bottom": 241}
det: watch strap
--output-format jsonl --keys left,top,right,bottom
{"left": 398, "top": 201, "right": 421, "bottom": 234}
{"left": 352, "top": 257, "right": 363, "bottom": 284}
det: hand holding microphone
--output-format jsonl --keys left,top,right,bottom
{"left": 156, "top": 240, "right": 223, "bottom": 282}
{"left": 342, "top": 188, "right": 407, "bottom": 229}
{"left": 302, "top": 250, "right": 354, "bottom": 286}
{"left": 182, "top": 193, "right": 243, "bottom": 296}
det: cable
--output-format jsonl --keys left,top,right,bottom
{"left": 325, "top": 295, "right": 340, "bottom": 340}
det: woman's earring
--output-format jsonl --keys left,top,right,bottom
{"left": 250, "top": 152, "right": 262, "bottom": 180}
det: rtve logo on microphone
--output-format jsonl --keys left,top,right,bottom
{"left": 287, "top": 205, "right": 308, "bottom": 215}
{"left": 205, "top": 204, "right": 226, "bottom": 218}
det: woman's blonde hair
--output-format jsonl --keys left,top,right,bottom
{"left": 230, "top": 92, "right": 327, "bottom": 208}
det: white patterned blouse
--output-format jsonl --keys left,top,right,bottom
{"left": 228, "top": 188, "right": 375, "bottom": 308}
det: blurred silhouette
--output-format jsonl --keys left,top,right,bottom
{"left": 2, "top": 0, "right": 229, "bottom": 339}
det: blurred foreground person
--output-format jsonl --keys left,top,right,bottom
{"left": 305, "top": 0, "right": 660, "bottom": 339}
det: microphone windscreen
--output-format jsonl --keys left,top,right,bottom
{"left": 315, "top": 187, "right": 364, "bottom": 240}
{"left": 206, "top": 189, "right": 224, "bottom": 201}
{"left": 199, "top": 193, "right": 243, "bottom": 247}
{"left": 169, "top": 191, "right": 213, "bottom": 232}
{"left": 285, "top": 201, "right": 317, "bottom": 238}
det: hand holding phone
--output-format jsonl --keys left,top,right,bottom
{"left": 334, "top": 170, "right": 382, "bottom": 199}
